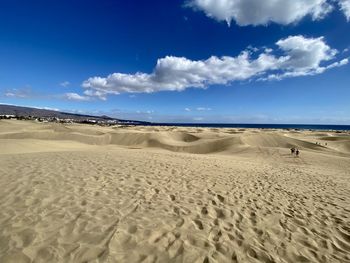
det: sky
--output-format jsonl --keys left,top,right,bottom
{"left": 0, "top": 0, "right": 350, "bottom": 124}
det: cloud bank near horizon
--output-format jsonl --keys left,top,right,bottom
{"left": 79, "top": 35, "right": 348, "bottom": 100}
{"left": 186, "top": 0, "right": 350, "bottom": 26}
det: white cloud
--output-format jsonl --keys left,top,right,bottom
{"left": 136, "top": 110, "right": 154, "bottom": 114}
{"left": 196, "top": 107, "right": 212, "bottom": 111}
{"left": 60, "top": 81, "right": 70, "bottom": 87}
{"left": 3, "top": 87, "right": 34, "bottom": 98}
{"left": 185, "top": 107, "right": 212, "bottom": 111}
{"left": 324, "top": 58, "right": 349, "bottom": 69}
{"left": 263, "top": 35, "right": 342, "bottom": 80}
{"left": 186, "top": 0, "right": 333, "bottom": 26}
{"left": 81, "top": 36, "right": 347, "bottom": 99}
{"left": 193, "top": 117, "right": 204, "bottom": 121}
{"left": 83, "top": 89, "right": 107, "bottom": 100}
{"left": 64, "top": 92, "right": 91, "bottom": 101}
{"left": 338, "top": 0, "right": 350, "bottom": 20}
{"left": 31, "top": 106, "right": 60, "bottom": 111}
{"left": 82, "top": 51, "right": 277, "bottom": 97}
{"left": 4, "top": 92, "right": 17, "bottom": 97}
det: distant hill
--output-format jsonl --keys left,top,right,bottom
{"left": 0, "top": 104, "right": 149, "bottom": 124}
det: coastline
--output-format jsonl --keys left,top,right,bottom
{"left": 144, "top": 122, "right": 350, "bottom": 131}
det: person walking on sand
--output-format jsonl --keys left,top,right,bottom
{"left": 296, "top": 149, "right": 299, "bottom": 157}
{"left": 291, "top": 147, "right": 295, "bottom": 155}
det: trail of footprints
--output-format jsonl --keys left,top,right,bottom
{"left": 0, "top": 149, "right": 349, "bottom": 262}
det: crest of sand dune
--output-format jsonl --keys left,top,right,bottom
{"left": 0, "top": 120, "right": 350, "bottom": 262}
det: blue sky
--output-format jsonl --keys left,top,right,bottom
{"left": 0, "top": 0, "right": 350, "bottom": 124}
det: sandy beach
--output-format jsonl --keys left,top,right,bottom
{"left": 0, "top": 119, "right": 349, "bottom": 263}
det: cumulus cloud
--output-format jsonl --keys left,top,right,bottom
{"left": 82, "top": 51, "right": 279, "bottom": 97}
{"left": 64, "top": 92, "right": 91, "bottom": 101}
{"left": 338, "top": 0, "right": 350, "bottom": 20}
{"left": 186, "top": 0, "right": 333, "bottom": 26}
{"left": 263, "top": 35, "right": 344, "bottom": 80}
{"left": 81, "top": 35, "right": 347, "bottom": 99}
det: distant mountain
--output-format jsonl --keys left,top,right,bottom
{"left": 0, "top": 104, "right": 149, "bottom": 124}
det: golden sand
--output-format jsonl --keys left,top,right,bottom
{"left": 0, "top": 120, "right": 349, "bottom": 262}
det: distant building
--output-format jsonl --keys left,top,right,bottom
{"left": 0, "top": 114, "right": 16, "bottom": 119}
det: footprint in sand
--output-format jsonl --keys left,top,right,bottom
{"left": 217, "top": 194, "right": 225, "bottom": 203}
{"left": 201, "top": 206, "right": 208, "bottom": 215}
{"left": 193, "top": 219, "right": 204, "bottom": 230}
{"left": 127, "top": 224, "right": 137, "bottom": 234}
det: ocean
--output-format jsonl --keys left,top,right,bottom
{"left": 147, "top": 123, "right": 350, "bottom": 131}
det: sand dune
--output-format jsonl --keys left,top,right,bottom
{"left": 0, "top": 120, "right": 347, "bottom": 155}
{"left": 0, "top": 120, "right": 350, "bottom": 263}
